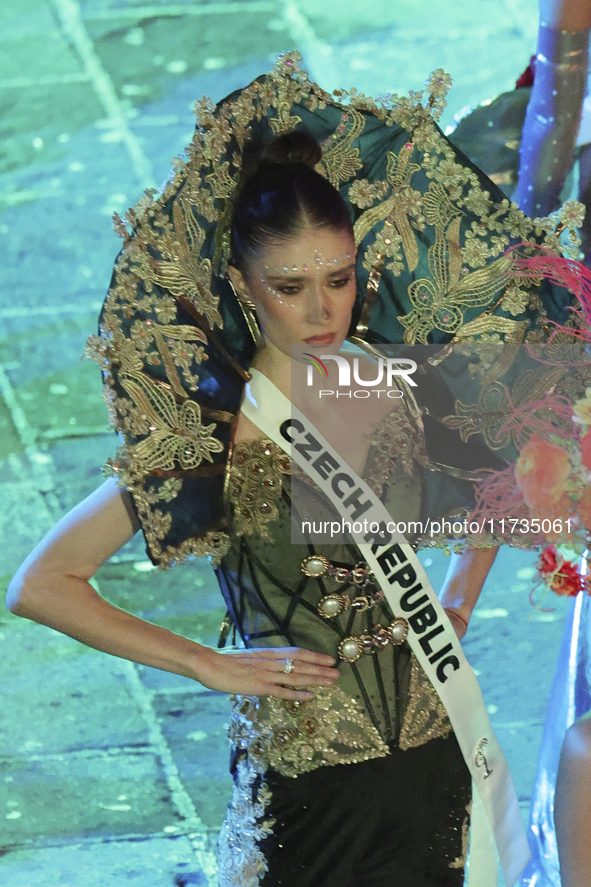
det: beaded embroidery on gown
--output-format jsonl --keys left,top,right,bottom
{"left": 215, "top": 408, "right": 471, "bottom": 886}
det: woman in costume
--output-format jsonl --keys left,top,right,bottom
{"left": 5, "top": 132, "right": 483, "bottom": 887}
{"left": 515, "top": 0, "right": 591, "bottom": 220}
{"left": 6, "top": 54, "right": 579, "bottom": 886}
{"left": 450, "top": 0, "right": 591, "bottom": 250}
{"left": 518, "top": 4, "right": 591, "bottom": 886}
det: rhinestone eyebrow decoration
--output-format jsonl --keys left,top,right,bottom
{"left": 266, "top": 254, "right": 353, "bottom": 275}
{"left": 258, "top": 252, "right": 354, "bottom": 307}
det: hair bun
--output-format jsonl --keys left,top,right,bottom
{"left": 231, "top": 128, "right": 351, "bottom": 272}
{"left": 259, "top": 130, "right": 322, "bottom": 169}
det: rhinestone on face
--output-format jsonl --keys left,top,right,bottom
{"left": 338, "top": 637, "right": 363, "bottom": 663}
{"left": 317, "top": 594, "right": 345, "bottom": 619}
{"left": 301, "top": 554, "right": 330, "bottom": 577}
{"left": 388, "top": 617, "right": 409, "bottom": 645}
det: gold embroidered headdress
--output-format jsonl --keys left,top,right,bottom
{"left": 86, "top": 52, "right": 580, "bottom": 567}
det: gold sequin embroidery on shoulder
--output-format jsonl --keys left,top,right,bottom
{"left": 120, "top": 372, "right": 225, "bottom": 471}
{"left": 365, "top": 406, "right": 428, "bottom": 498}
{"left": 399, "top": 654, "right": 452, "bottom": 749}
{"left": 229, "top": 686, "right": 390, "bottom": 779}
{"left": 227, "top": 439, "right": 291, "bottom": 540}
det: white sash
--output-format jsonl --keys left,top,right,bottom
{"left": 242, "top": 368, "right": 530, "bottom": 887}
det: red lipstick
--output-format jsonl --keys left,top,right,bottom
{"left": 303, "top": 333, "right": 336, "bottom": 345}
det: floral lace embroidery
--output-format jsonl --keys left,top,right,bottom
{"left": 101, "top": 448, "right": 230, "bottom": 568}
{"left": 229, "top": 686, "right": 390, "bottom": 779}
{"left": 217, "top": 757, "right": 274, "bottom": 887}
{"left": 318, "top": 108, "right": 365, "bottom": 188}
{"left": 366, "top": 408, "right": 427, "bottom": 497}
{"left": 227, "top": 439, "right": 291, "bottom": 540}
{"left": 399, "top": 654, "right": 452, "bottom": 749}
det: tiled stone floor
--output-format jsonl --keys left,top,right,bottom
{"left": 0, "top": 1, "right": 573, "bottom": 884}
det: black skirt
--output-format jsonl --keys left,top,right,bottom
{"left": 256, "top": 733, "right": 471, "bottom": 887}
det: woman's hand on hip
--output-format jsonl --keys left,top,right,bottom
{"left": 192, "top": 645, "right": 339, "bottom": 700}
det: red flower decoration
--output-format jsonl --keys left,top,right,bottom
{"left": 535, "top": 544, "right": 586, "bottom": 598}
{"left": 537, "top": 544, "right": 558, "bottom": 575}
{"left": 516, "top": 56, "right": 535, "bottom": 89}
{"left": 551, "top": 560, "right": 584, "bottom": 597}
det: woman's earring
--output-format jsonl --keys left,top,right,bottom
{"left": 227, "top": 277, "right": 263, "bottom": 348}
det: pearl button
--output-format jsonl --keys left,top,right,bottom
{"left": 318, "top": 596, "right": 344, "bottom": 618}
{"left": 339, "top": 638, "right": 362, "bottom": 662}
{"left": 389, "top": 618, "right": 409, "bottom": 645}
{"left": 301, "top": 555, "right": 328, "bottom": 577}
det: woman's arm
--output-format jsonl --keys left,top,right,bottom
{"left": 514, "top": 0, "right": 590, "bottom": 216}
{"left": 438, "top": 546, "right": 499, "bottom": 640}
{"left": 539, "top": 0, "right": 591, "bottom": 30}
{"left": 6, "top": 478, "right": 338, "bottom": 699}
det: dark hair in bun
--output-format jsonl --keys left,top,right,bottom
{"left": 230, "top": 129, "right": 353, "bottom": 273}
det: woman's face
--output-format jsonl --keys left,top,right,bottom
{"left": 228, "top": 226, "right": 357, "bottom": 356}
